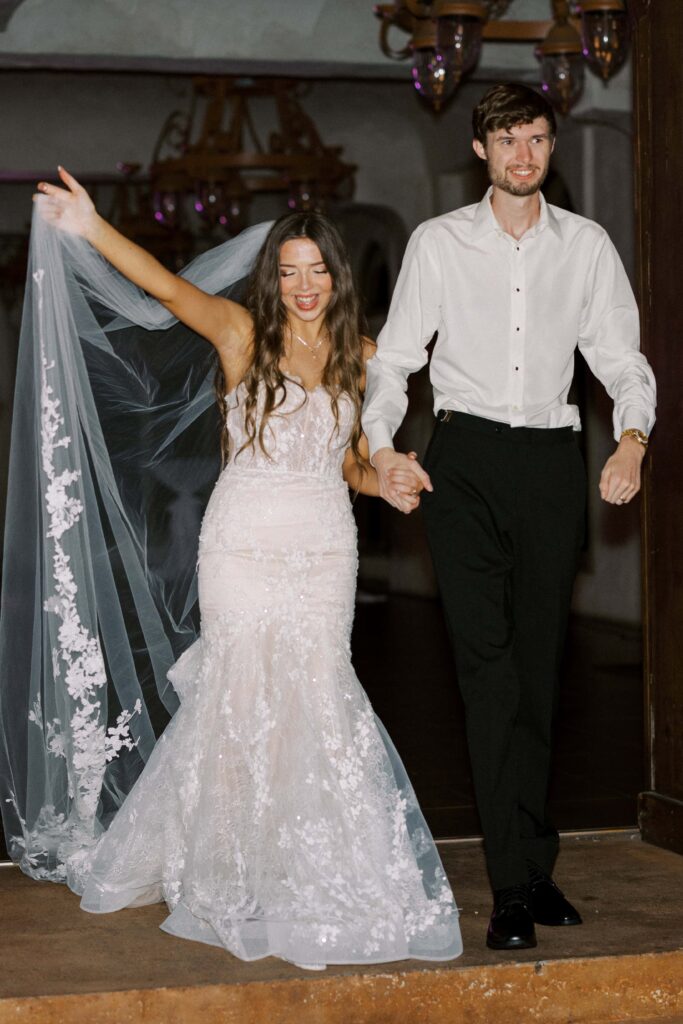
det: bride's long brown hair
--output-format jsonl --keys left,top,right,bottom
{"left": 214, "top": 212, "right": 367, "bottom": 464}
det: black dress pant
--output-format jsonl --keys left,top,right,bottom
{"left": 422, "top": 412, "right": 586, "bottom": 891}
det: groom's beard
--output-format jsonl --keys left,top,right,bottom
{"left": 488, "top": 161, "right": 550, "bottom": 197}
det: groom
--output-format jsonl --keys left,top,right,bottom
{"left": 362, "top": 83, "right": 656, "bottom": 950}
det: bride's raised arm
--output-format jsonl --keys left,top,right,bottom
{"left": 35, "top": 166, "right": 252, "bottom": 362}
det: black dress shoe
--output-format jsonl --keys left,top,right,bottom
{"left": 527, "top": 864, "right": 583, "bottom": 926}
{"left": 486, "top": 884, "right": 537, "bottom": 950}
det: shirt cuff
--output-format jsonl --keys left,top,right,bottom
{"left": 614, "top": 408, "right": 650, "bottom": 442}
{"left": 364, "top": 421, "right": 395, "bottom": 462}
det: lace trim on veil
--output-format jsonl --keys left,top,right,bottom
{"left": 0, "top": 212, "right": 270, "bottom": 879}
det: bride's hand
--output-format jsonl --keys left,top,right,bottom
{"left": 33, "top": 166, "right": 98, "bottom": 239}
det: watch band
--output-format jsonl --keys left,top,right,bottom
{"left": 620, "top": 428, "right": 649, "bottom": 447}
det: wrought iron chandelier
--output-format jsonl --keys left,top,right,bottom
{"left": 374, "top": 0, "right": 630, "bottom": 114}
{"left": 128, "top": 77, "right": 356, "bottom": 238}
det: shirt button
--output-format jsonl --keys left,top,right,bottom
{"left": 516, "top": 288, "right": 520, "bottom": 292}
{"left": 516, "top": 327, "right": 520, "bottom": 331}
{"left": 514, "top": 366, "right": 519, "bottom": 371}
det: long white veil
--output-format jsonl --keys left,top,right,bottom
{"left": 0, "top": 205, "right": 270, "bottom": 880}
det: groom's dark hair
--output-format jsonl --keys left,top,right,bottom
{"left": 472, "top": 83, "right": 556, "bottom": 146}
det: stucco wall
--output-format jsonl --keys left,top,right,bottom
{"left": 0, "top": 0, "right": 590, "bottom": 75}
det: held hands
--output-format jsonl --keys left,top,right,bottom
{"left": 599, "top": 436, "right": 646, "bottom": 505}
{"left": 33, "top": 166, "right": 99, "bottom": 240}
{"left": 373, "top": 447, "right": 433, "bottom": 515}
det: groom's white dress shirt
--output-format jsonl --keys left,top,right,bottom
{"left": 362, "top": 188, "right": 656, "bottom": 457}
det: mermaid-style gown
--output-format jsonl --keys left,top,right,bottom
{"left": 76, "top": 380, "right": 462, "bottom": 966}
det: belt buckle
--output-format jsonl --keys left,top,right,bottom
{"left": 440, "top": 410, "right": 453, "bottom": 423}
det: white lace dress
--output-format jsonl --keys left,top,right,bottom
{"left": 75, "top": 379, "right": 462, "bottom": 966}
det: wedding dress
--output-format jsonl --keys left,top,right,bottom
{"left": 72, "top": 377, "right": 462, "bottom": 967}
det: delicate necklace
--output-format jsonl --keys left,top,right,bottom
{"left": 292, "top": 331, "right": 325, "bottom": 358}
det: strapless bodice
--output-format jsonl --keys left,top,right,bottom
{"left": 225, "top": 378, "right": 355, "bottom": 479}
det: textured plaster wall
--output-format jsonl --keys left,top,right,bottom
{"left": 0, "top": 0, "right": 383, "bottom": 62}
{"left": 0, "top": 0, "right": 569, "bottom": 73}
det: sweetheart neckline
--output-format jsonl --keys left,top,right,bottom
{"left": 225, "top": 375, "right": 325, "bottom": 401}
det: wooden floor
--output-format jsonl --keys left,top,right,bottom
{"left": 2, "top": 832, "right": 682, "bottom": 1024}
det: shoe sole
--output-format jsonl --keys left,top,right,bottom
{"left": 533, "top": 917, "right": 583, "bottom": 927}
{"left": 486, "top": 935, "right": 538, "bottom": 950}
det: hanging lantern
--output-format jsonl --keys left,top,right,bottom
{"left": 193, "top": 179, "right": 228, "bottom": 226}
{"left": 287, "top": 179, "right": 320, "bottom": 212}
{"left": 434, "top": 1, "right": 486, "bottom": 89}
{"left": 147, "top": 79, "right": 354, "bottom": 237}
{"left": 147, "top": 167, "right": 186, "bottom": 229}
{"left": 536, "top": 2, "right": 585, "bottom": 115}
{"left": 578, "top": 0, "right": 629, "bottom": 82}
{"left": 410, "top": 20, "right": 456, "bottom": 111}
{"left": 193, "top": 174, "right": 250, "bottom": 235}
{"left": 151, "top": 190, "right": 181, "bottom": 229}
{"left": 221, "top": 198, "right": 248, "bottom": 235}
{"left": 374, "top": 0, "right": 631, "bottom": 116}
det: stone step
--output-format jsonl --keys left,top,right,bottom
{"left": 2, "top": 950, "right": 683, "bottom": 1024}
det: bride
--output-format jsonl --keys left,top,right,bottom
{"left": 24, "top": 167, "right": 462, "bottom": 969}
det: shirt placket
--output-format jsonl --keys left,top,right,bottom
{"left": 509, "top": 238, "right": 527, "bottom": 427}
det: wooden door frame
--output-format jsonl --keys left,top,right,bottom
{"left": 632, "top": 0, "right": 683, "bottom": 854}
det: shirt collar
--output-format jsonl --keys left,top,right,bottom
{"left": 470, "top": 186, "right": 563, "bottom": 242}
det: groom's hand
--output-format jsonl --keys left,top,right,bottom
{"left": 372, "top": 447, "right": 432, "bottom": 514}
{"left": 599, "top": 436, "right": 646, "bottom": 505}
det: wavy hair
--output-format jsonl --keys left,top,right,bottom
{"left": 472, "top": 82, "right": 556, "bottom": 146}
{"left": 214, "top": 212, "right": 367, "bottom": 466}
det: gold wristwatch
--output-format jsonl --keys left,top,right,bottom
{"left": 620, "top": 428, "right": 649, "bottom": 448}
